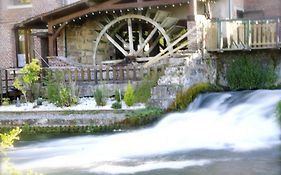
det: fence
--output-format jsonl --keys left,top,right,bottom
{"left": 0, "top": 64, "right": 165, "bottom": 100}
{"left": 205, "top": 18, "right": 281, "bottom": 51}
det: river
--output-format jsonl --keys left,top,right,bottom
{"left": 2, "top": 90, "right": 281, "bottom": 175}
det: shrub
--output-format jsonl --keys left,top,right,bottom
{"left": 111, "top": 102, "right": 122, "bottom": 109}
{"left": 115, "top": 89, "right": 121, "bottom": 102}
{"left": 124, "top": 82, "right": 135, "bottom": 107}
{"left": 134, "top": 72, "right": 160, "bottom": 103}
{"left": 168, "top": 83, "right": 223, "bottom": 112}
{"left": 226, "top": 57, "right": 277, "bottom": 90}
{"left": 94, "top": 88, "right": 106, "bottom": 106}
{"left": 45, "top": 70, "right": 78, "bottom": 107}
{"left": 13, "top": 59, "right": 41, "bottom": 102}
{"left": 0, "top": 127, "right": 22, "bottom": 149}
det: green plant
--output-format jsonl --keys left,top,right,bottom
{"left": 13, "top": 59, "right": 41, "bottom": 102}
{"left": 94, "top": 88, "right": 106, "bottom": 106}
{"left": 226, "top": 57, "right": 277, "bottom": 90}
{"left": 45, "top": 71, "right": 78, "bottom": 107}
{"left": 1, "top": 98, "right": 10, "bottom": 106}
{"left": 0, "top": 127, "right": 22, "bottom": 150}
{"left": 56, "top": 87, "right": 78, "bottom": 107}
{"left": 111, "top": 102, "right": 122, "bottom": 109}
{"left": 115, "top": 89, "right": 121, "bottom": 102}
{"left": 134, "top": 72, "right": 160, "bottom": 103}
{"left": 124, "top": 82, "right": 135, "bottom": 107}
{"left": 168, "top": 83, "right": 223, "bottom": 111}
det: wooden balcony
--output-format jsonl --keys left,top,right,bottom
{"left": 205, "top": 18, "right": 281, "bottom": 51}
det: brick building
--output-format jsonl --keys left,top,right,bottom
{"left": 0, "top": 0, "right": 78, "bottom": 69}
{"left": 1, "top": 0, "right": 280, "bottom": 69}
{"left": 244, "top": 0, "right": 281, "bottom": 18}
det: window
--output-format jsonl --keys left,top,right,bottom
{"left": 13, "top": 0, "right": 32, "bottom": 5}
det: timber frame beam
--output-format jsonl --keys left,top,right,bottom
{"left": 48, "top": 0, "right": 189, "bottom": 26}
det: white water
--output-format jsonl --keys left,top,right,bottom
{"left": 5, "top": 90, "right": 281, "bottom": 174}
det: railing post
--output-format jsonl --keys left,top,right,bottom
{"left": 276, "top": 18, "right": 280, "bottom": 48}
{"left": 217, "top": 19, "right": 222, "bottom": 51}
{"left": 247, "top": 19, "right": 251, "bottom": 49}
{"left": 5, "top": 69, "right": 8, "bottom": 97}
{"left": 94, "top": 66, "right": 98, "bottom": 84}
{"left": 87, "top": 68, "right": 91, "bottom": 81}
{"left": 0, "top": 69, "right": 2, "bottom": 103}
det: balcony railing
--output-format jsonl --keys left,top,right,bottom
{"left": 205, "top": 18, "right": 281, "bottom": 51}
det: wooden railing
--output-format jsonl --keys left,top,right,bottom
{"left": 205, "top": 18, "right": 281, "bottom": 51}
{"left": 0, "top": 64, "right": 165, "bottom": 100}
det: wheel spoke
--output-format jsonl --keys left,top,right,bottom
{"left": 135, "top": 27, "right": 158, "bottom": 55}
{"left": 115, "top": 34, "right": 129, "bottom": 48}
{"left": 105, "top": 33, "right": 129, "bottom": 56}
{"left": 127, "top": 18, "right": 135, "bottom": 55}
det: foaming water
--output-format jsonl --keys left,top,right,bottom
{"left": 4, "top": 90, "right": 281, "bottom": 174}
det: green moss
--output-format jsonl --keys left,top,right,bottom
{"left": 168, "top": 83, "right": 223, "bottom": 112}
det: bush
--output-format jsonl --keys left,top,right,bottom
{"left": 94, "top": 88, "right": 106, "bottom": 106}
{"left": 168, "top": 83, "right": 223, "bottom": 112}
{"left": 115, "top": 89, "right": 121, "bottom": 102}
{"left": 111, "top": 102, "right": 122, "bottom": 109}
{"left": 134, "top": 72, "right": 160, "bottom": 103}
{"left": 226, "top": 57, "right": 277, "bottom": 90}
{"left": 124, "top": 82, "right": 135, "bottom": 107}
{"left": 45, "top": 70, "right": 78, "bottom": 107}
{"left": 14, "top": 59, "right": 41, "bottom": 102}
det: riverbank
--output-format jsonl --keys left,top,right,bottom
{"left": 0, "top": 108, "right": 165, "bottom": 135}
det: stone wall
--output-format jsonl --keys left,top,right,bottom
{"left": 150, "top": 50, "right": 281, "bottom": 109}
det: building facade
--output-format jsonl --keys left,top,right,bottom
{"left": 0, "top": 0, "right": 78, "bottom": 68}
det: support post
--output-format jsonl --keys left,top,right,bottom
{"left": 48, "top": 24, "right": 55, "bottom": 57}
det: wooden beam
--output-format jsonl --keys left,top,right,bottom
{"left": 49, "top": 0, "right": 188, "bottom": 26}
{"left": 135, "top": 27, "right": 158, "bottom": 55}
{"left": 105, "top": 33, "right": 129, "bottom": 56}
{"left": 24, "top": 29, "right": 29, "bottom": 64}
{"left": 127, "top": 18, "right": 135, "bottom": 55}
{"left": 48, "top": 24, "right": 55, "bottom": 56}
{"left": 115, "top": 34, "right": 129, "bottom": 48}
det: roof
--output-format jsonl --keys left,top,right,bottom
{"left": 15, "top": 0, "right": 188, "bottom": 29}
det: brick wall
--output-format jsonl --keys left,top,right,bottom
{"left": 244, "top": 0, "right": 281, "bottom": 18}
{"left": 0, "top": 0, "right": 65, "bottom": 69}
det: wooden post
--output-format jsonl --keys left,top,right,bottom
{"left": 126, "top": 66, "right": 130, "bottom": 80}
{"left": 140, "top": 66, "right": 144, "bottom": 80}
{"left": 68, "top": 69, "right": 72, "bottom": 82}
{"left": 94, "top": 67, "right": 98, "bottom": 84}
{"left": 24, "top": 29, "right": 29, "bottom": 64}
{"left": 0, "top": 69, "right": 3, "bottom": 103}
{"left": 75, "top": 69, "right": 79, "bottom": 81}
{"left": 113, "top": 66, "right": 117, "bottom": 82}
{"left": 5, "top": 70, "right": 8, "bottom": 97}
{"left": 133, "top": 66, "right": 137, "bottom": 81}
{"left": 99, "top": 64, "right": 103, "bottom": 81}
{"left": 81, "top": 68, "right": 85, "bottom": 81}
{"left": 48, "top": 24, "right": 55, "bottom": 57}
{"left": 106, "top": 65, "right": 109, "bottom": 81}
{"left": 120, "top": 67, "right": 124, "bottom": 81}
{"left": 276, "top": 18, "right": 280, "bottom": 48}
{"left": 87, "top": 68, "right": 91, "bottom": 81}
